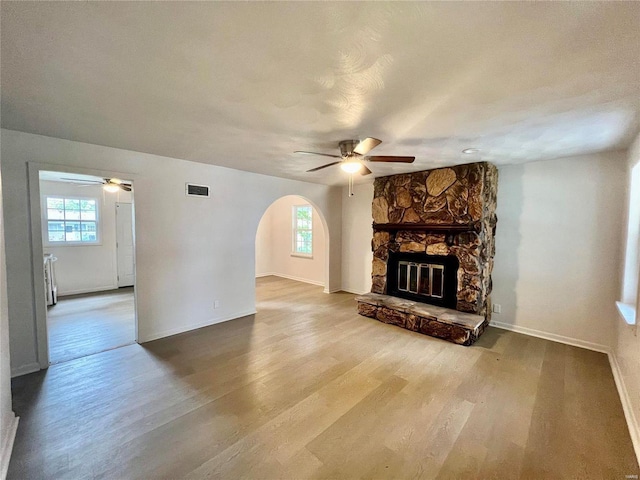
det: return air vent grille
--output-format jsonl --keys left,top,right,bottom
{"left": 186, "top": 183, "right": 210, "bottom": 197}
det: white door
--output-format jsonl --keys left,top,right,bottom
{"left": 116, "top": 202, "right": 135, "bottom": 287}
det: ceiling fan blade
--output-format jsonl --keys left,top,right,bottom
{"left": 307, "top": 161, "right": 342, "bottom": 172}
{"left": 120, "top": 185, "right": 132, "bottom": 192}
{"left": 353, "top": 137, "right": 382, "bottom": 156}
{"left": 367, "top": 156, "right": 415, "bottom": 163}
{"left": 60, "top": 178, "right": 104, "bottom": 184}
{"left": 360, "top": 165, "right": 373, "bottom": 176}
{"left": 295, "top": 151, "right": 341, "bottom": 159}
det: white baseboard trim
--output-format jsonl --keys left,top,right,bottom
{"left": 255, "top": 273, "right": 324, "bottom": 288}
{"left": 323, "top": 287, "right": 342, "bottom": 294}
{"left": 1, "top": 414, "right": 19, "bottom": 480}
{"left": 489, "top": 320, "right": 610, "bottom": 354}
{"left": 140, "top": 309, "right": 257, "bottom": 343}
{"left": 11, "top": 362, "right": 41, "bottom": 378}
{"left": 609, "top": 352, "right": 640, "bottom": 465}
{"left": 58, "top": 285, "right": 119, "bottom": 297}
{"left": 340, "top": 287, "right": 369, "bottom": 295}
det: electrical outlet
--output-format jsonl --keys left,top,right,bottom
{"left": 492, "top": 303, "right": 502, "bottom": 314}
{"left": 214, "top": 300, "right": 220, "bottom": 309}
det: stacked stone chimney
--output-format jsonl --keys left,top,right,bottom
{"left": 370, "top": 162, "right": 498, "bottom": 318}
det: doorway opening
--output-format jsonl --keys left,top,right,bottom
{"left": 255, "top": 195, "right": 329, "bottom": 291}
{"left": 39, "top": 171, "right": 137, "bottom": 364}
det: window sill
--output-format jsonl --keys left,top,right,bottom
{"left": 616, "top": 301, "right": 636, "bottom": 326}
{"left": 291, "top": 252, "right": 313, "bottom": 259}
{"left": 44, "top": 242, "right": 102, "bottom": 247}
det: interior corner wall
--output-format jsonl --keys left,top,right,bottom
{"left": 39, "top": 180, "right": 133, "bottom": 296}
{"left": 341, "top": 182, "right": 374, "bottom": 295}
{"left": 0, "top": 154, "right": 18, "bottom": 479}
{"left": 255, "top": 196, "right": 326, "bottom": 286}
{"left": 491, "top": 151, "right": 627, "bottom": 352}
{"left": 1, "top": 129, "right": 343, "bottom": 377}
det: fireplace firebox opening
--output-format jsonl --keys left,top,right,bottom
{"left": 387, "top": 252, "right": 459, "bottom": 309}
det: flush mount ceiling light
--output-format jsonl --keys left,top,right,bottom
{"left": 462, "top": 148, "right": 480, "bottom": 154}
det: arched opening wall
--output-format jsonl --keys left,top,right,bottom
{"left": 2, "top": 128, "right": 344, "bottom": 376}
{"left": 256, "top": 195, "right": 327, "bottom": 287}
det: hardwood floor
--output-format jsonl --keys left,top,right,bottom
{"left": 47, "top": 288, "right": 135, "bottom": 364}
{"left": 9, "top": 276, "right": 638, "bottom": 479}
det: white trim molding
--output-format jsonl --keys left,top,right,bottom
{"left": 323, "top": 287, "right": 342, "bottom": 294}
{"left": 489, "top": 320, "right": 610, "bottom": 354}
{"left": 1, "top": 414, "right": 19, "bottom": 480}
{"left": 57, "top": 285, "right": 120, "bottom": 298}
{"left": 255, "top": 273, "right": 324, "bottom": 288}
{"left": 10, "top": 362, "right": 41, "bottom": 378}
{"left": 140, "top": 309, "right": 257, "bottom": 343}
{"left": 609, "top": 353, "right": 640, "bottom": 465}
{"left": 340, "top": 287, "right": 370, "bottom": 295}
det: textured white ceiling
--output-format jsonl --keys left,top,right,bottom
{"left": 2, "top": 2, "right": 639, "bottom": 185}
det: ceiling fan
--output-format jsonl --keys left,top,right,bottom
{"left": 61, "top": 177, "right": 132, "bottom": 192}
{"left": 295, "top": 138, "right": 415, "bottom": 175}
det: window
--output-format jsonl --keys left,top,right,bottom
{"left": 45, "top": 196, "right": 99, "bottom": 244}
{"left": 292, "top": 205, "right": 312, "bottom": 256}
{"left": 617, "top": 162, "right": 640, "bottom": 325}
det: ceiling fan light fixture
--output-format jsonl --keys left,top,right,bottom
{"left": 103, "top": 183, "right": 120, "bottom": 193}
{"left": 340, "top": 160, "right": 363, "bottom": 174}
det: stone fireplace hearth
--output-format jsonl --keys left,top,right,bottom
{"left": 356, "top": 162, "right": 498, "bottom": 345}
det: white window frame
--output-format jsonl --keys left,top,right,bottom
{"left": 617, "top": 162, "right": 640, "bottom": 326}
{"left": 291, "top": 204, "right": 313, "bottom": 258}
{"left": 43, "top": 195, "right": 101, "bottom": 246}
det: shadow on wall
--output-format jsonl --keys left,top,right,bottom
{"left": 491, "top": 165, "right": 524, "bottom": 332}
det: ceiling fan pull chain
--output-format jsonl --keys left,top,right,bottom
{"left": 348, "top": 173, "right": 354, "bottom": 197}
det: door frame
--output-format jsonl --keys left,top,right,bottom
{"left": 115, "top": 202, "right": 136, "bottom": 288}
{"left": 27, "top": 162, "right": 139, "bottom": 368}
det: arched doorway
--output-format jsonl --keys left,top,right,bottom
{"left": 255, "top": 195, "right": 329, "bottom": 289}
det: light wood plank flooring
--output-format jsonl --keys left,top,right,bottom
{"left": 47, "top": 288, "right": 135, "bottom": 364}
{"left": 10, "top": 277, "right": 638, "bottom": 479}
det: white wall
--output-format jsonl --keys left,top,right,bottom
{"left": 1, "top": 129, "right": 342, "bottom": 377}
{"left": 255, "top": 195, "right": 326, "bottom": 286}
{"left": 39, "top": 180, "right": 133, "bottom": 296}
{"left": 612, "top": 133, "right": 640, "bottom": 462}
{"left": 341, "top": 183, "right": 374, "bottom": 294}
{"left": 255, "top": 207, "right": 272, "bottom": 277}
{"left": 0, "top": 154, "right": 18, "bottom": 480}
{"left": 491, "top": 151, "right": 627, "bottom": 351}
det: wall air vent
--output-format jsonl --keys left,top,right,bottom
{"left": 186, "top": 183, "right": 210, "bottom": 198}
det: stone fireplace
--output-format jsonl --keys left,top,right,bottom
{"left": 356, "top": 162, "right": 498, "bottom": 345}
